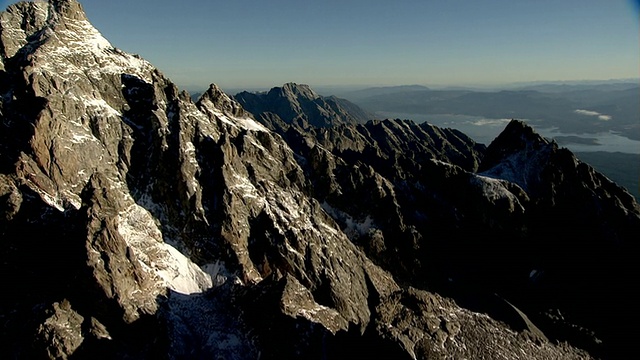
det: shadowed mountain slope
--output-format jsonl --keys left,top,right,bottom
{"left": 0, "top": 1, "right": 638, "bottom": 359}
{"left": 234, "top": 82, "right": 372, "bottom": 129}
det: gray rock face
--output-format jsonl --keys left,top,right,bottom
{"left": 235, "top": 82, "right": 372, "bottom": 128}
{"left": 372, "top": 288, "right": 589, "bottom": 360}
{"left": 247, "top": 88, "right": 640, "bottom": 358}
{"left": 35, "top": 300, "right": 85, "bottom": 360}
{"left": 0, "top": 1, "right": 636, "bottom": 360}
{"left": 478, "top": 120, "right": 640, "bottom": 356}
{"left": 0, "top": 1, "right": 395, "bottom": 358}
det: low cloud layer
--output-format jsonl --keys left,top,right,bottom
{"left": 471, "top": 118, "right": 511, "bottom": 126}
{"left": 575, "top": 109, "right": 612, "bottom": 121}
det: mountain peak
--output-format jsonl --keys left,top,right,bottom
{"left": 480, "top": 120, "right": 553, "bottom": 168}
{"left": 198, "top": 82, "right": 246, "bottom": 118}
{"left": 2, "top": 0, "right": 86, "bottom": 28}
{"left": 277, "top": 82, "right": 320, "bottom": 100}
{"left": 1, "top": 0, "right": 156, "bottom": 93}
{"left": 235, "top": 82, "right": 371, "bottom": 128}
{"left": 50, "top": 0, "right": 85, "bottom": 19}
{"left": 495, "top": 119, "right": 548, "bottom": 146}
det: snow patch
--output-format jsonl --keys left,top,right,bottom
{"left": 478, "top": 142, "right": 551, "bottom": 192}
{"left": 201, "top": 261, "right": 229, "bottom": 287}
{"left": 229, "top": 171, "right": 262, "bottom": 201}
{"left": 199, "top": 98, "right": 268, "bottom": 132}
{"left": 71, "top": 132, "right": 99, "bottom": 144}
{"left": 263, "top": 189, "right": 321, "bottom": 238}
{"left": 321, "top": 201, "right": 375, "bottom": 239}
{"left": 471, "top": 175, "right": 525, "bottom": 212}
{"left": 81, "top": 96, "right": 122, "bottom": 118}
{"left": 236, "top": 116, "right": 268, "bottom": 132}
{"left": 473, "top": 175, "right": 514, "bottom": 200}
{"left": 33, "top": 16, "right": 154, "bottom": 83}
{"left": 117, "top": 203, "right": 212, "bottom": 295}
{"left": 62, "top": 189, "right": 82, "bottom": 210}
{"left": 33, "top": 187, "right": 64, "bottom": 212}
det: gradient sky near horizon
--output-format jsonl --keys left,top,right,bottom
{"left": 2, "top": 0, "right": 639, "bottom": 90}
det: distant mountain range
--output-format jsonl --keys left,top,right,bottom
{"left": 336, "top": 83, "right": 639, "bottom": 142}
{"left": 512, "top": 81, "right": 640, "bottom": 93}
{"left": 234, "top": 83, "right": 639, "bottom": 200}
{"left": 335, "top": 84, "right": 431, "bottom": 101}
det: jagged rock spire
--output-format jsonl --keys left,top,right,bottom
{"left": 198, "top": 83, "right": 246, "bottom": 118}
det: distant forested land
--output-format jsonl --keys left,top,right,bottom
{"left": 576, "top": 152, "right": 639, "bottom": 201}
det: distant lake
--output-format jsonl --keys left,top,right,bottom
{"left": 536, "top": 128, "right": 640, "bottom": 154}
{"left": 376, "top": 112, "right": 640, "bottom": 155}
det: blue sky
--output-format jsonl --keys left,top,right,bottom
{"left": 2, "top": 0, "right": 639, "bottom": 90}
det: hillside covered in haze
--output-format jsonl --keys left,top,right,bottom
{"left": 341, "top": 82, "right": 639, "bottom": 141}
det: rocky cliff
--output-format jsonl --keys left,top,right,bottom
{"left": 234, "top": 82, "right": 372, "bottom": 129}
{"left": 1, "top": 1, "right": 638, "bottom": 359}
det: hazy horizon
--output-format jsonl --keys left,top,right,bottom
{"left": 2, "top": 0, "right": 639, "bottom": 90}
{"left": 200, "top": 78, "right": 640, "bottom": 96}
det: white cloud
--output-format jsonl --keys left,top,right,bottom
{"left": 575, "top": 109, "right": 612, "bottom": 121}
{"left": 471, "top": 118, "right": 511, "bottom": 126}
{"left": 575, "top": 109, "right": 600, "bottom": 117}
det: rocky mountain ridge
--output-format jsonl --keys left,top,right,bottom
{"left": 261, "top": 104, "right": 640, "bottom": 359}
{"left": 234, "top": 82, "right": 372, "bottom": 130}
{"left": 0, "top": 1, "right": 638, "bottom": 359}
